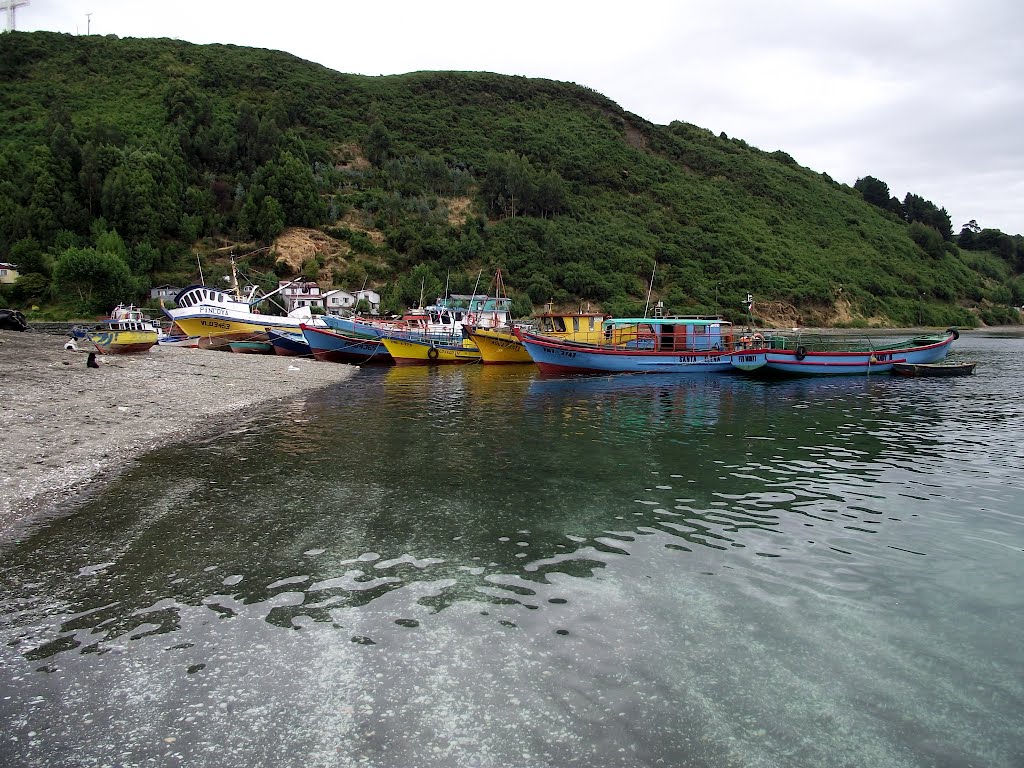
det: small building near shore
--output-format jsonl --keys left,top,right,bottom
{"left": 279, "top": 280, "right": 324, "bottom": 313}
{"left": 150, "top": 285, "right": 182, "bottom": 302}
{"left": 0, "top": 262, "right": 19, "bottom": 284}
{"left": 322, "top": 289, "right": 356, "bottom": 315}
{"left": 355, "top": 289, "right": 381, "bottom": 314}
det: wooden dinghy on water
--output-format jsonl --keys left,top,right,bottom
{"left": 892, "top": 361, "right": 977, "bottom": 377}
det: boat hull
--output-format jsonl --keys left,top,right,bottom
{"left": 228, "top": 340, "right": 274, "bottom": 354}
{"left": 379, "top": 336, "right": 481, "bottom": 365}
{"left": 733, "top": 333, "right": 955, "bottom": 376}
{"left": 301, "top": 324, "right": 393, "bottom": 365}
{"left": 518, "top": 331, "right": 734, "bottom": 375}
{"left": 892, "top": 361, "right": 976, "bottom": 377}
{"left": 266, "top": 328, "right": 311, "bottom": 357}
{"left": 157, "top": 334, "right": 200, "bottom": 348}
{"left": 88, "top": 329, "right": 158, "bottom": 355}
{"left": 169, "top": 312, "right": 304, "bottom": 346}
{"left": 467, "top": 327, "right": 533, "bottom": 364}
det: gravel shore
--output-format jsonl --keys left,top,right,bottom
{"left": 0, "top": 330, "right": 357, "bottom": 532}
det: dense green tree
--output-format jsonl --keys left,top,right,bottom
{"left": 52, "top": 246, "right": 134, "bottom": 311}
{"left": 903, "top": 193, "right": 953, "bottom": 240}
{"left": 255, "top": 115, "right": 283, "bottom": 165}
{"left": 364, "top": 121, "right": 393, "bottom": 167}
{"left": 258, "top": 150, "right": 326, "bottom": 227}
{"left": 8, "top": 237, "right": 47, "bottom": 276}
{"left": 10, "top": 272, "right": 50, "bottom": 303}
{"left": 254, "top": 195, "right": 286, "bottom": 242}
{"left": 854, "top": 176, "right": 891, "bottom": 209}
{"left": 908, "top": 221, "right": 945, "bottom": 259}
{"left": 28, "top": 148, "right": 62, "bottom": 243}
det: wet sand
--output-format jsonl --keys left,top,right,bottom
{"left": 0, "top": 331, "right": 356, "bottom": 532}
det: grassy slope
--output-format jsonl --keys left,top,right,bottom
{"left": 0, "top": 32, "right": 1002, "bottom": 326}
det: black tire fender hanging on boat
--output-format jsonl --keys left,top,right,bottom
{"left": 946, "top": 327, "right": 960, "bottom": 340}
{"left": 427, "top": 346, "right": 439, "bottom": 360}
{"left": 795, "top": 345, "right": 808, "bottom": 361}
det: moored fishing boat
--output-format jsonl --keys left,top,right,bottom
{"left": 157, "top": 322, "right": 200, "bottom": 348}
{"left": 516, "top": 316, "right": 742, "bottom": 375}
{"left": 467, "top": 308, "right": 610, "bottom": 364}
{"left": 166, "top": 283, "right": 316, "bottom": 349}
{"left": 163, "top": 258, "right": 321, "bottom": 349}
{"left": 379, "top": 334, "right": 482, "bottom": 365}
{"left": 730, "top": 328, "right": 958, "bottom": 377}
{"left": 227, "top": 339, "right": 274, "bottom": 354}
{"left": 321, "top": 309, "right": 431, "bottom": 339}
{"left": 301, "top": 323, "right": 393, "bottom": 365}
{"left": 892, "top": 360, "right": 976, "bottom": 377}
{"left": 267, "top": 328, "right": 312, "bottom": 357}
{"left": 86, "top": 304, "right": 159, "bottom": 355}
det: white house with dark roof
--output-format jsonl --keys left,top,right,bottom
{"left": 355, "top": 289, "right": 381, "bottom": 313}
{"left": 322, "top": 289, "right": 356, "bottom": 315}
{"left": 278, "top": 280, "right": 324, "bottom": 313}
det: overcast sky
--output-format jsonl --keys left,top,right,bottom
{"left": 13, "top": 0, "right": 1024, "bottom": 236}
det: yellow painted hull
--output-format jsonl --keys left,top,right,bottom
{"left": 171, "top": 316, "right": 301, "bottom": 347}
{"left": 468, "top": 323, "right": 616, "bottom": 365}
{"left": 467, "top": 327, "right": 533, "bottom": 364}
{"left": 380, "top": 336, "right": 481, "bottom": 365}
{"left": 88, "top": 329, "right": 158, "bottom": 354}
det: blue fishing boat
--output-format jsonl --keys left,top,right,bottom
{"left": 515, "top": 316, "right": 741, "bottom": 375}
{"left": 730, "top": 328, "right": 958, "bottom": 376}
{"left": 300, "top": 323, "right": 393, "bottom": 365}
{"left": 267, "top": 328, "right": 312, "bottom": 357}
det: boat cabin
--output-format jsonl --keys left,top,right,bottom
{"left": 602, "top": 316, "right": 734, "bottom": 352}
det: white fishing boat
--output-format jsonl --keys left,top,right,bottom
{"left": 162, "top": 258, "right": 317, "bottom": 349}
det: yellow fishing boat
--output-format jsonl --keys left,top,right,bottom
{"left": 465, "top": 326, "right": 533, "bottom": 364}
{"left": 467, "top": 309, "right": 610, "bottom": 364}
{"left": 379, "top": 335, "right": 482, "bottom": 365}
{"left": 83, "top": 304, "right": 159, "bottom": 354}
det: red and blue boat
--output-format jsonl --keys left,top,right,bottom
{"left": 730, "top": 328, "right": 959, "bottom": 376}
{"left": 515, "top": 316, "right": 740, "bottom": 375}
{"left": 300, "top": 323, "right": 393, "bottom": 365}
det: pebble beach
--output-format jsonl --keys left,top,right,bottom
{"left": 0, "top": 330, "right": 357, "bottom": 532}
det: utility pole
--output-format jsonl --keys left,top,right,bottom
{"left": 1, "top": 0, "right": 30, "bottom": 33}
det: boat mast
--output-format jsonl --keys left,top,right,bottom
{"left": 470, "top": 269, "right": 483, "bottom": 310}
{"left": 643, "top": 262, "right": 657, "bottom": 318}
{"left": 230, "top": 255, "right": 241, "bottom": 300}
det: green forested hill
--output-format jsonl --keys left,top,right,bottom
{"left": 1, "top": 31, "right": 1021, "bottom": 326}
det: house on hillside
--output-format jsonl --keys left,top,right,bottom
{"left": 150, "top": 284, "right": 182, "bottom": 303}
{"left": 355, "top": 289, "right": 381, "bottom": 314}
{"left": 279, "top": 280, "right": 324, "bottom": 313}
{"left": 322, "top": 289, "right": 356, "bottom": 315}
{"left": 0, "top": 262, "right": 19, "bottom": 284}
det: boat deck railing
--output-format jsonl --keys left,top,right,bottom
{"left": 754, "top": 331, "right": 945, "bottom": 354}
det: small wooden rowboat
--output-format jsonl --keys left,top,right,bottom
{"left": 892, "top": 361, "right": 976, "bottom": 377}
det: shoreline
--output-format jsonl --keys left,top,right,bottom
{"left": 0, "top": 331, "right": 357, "bottom": 534}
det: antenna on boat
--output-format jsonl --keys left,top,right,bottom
{"left": 643, "top": 262, "right": 657, "bottom": 318}
{"left": 196, "top": 252, "right": 205, "bottom": 286}
{"left": 229, "top": 254, "right": 242, "bottom": 299}
{"left": 470, "top": 269, "right": 483, "bottom": 308}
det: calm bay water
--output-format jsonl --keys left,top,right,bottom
{"left": 1, "top": 332, "right": 1022, "bottom": 767}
